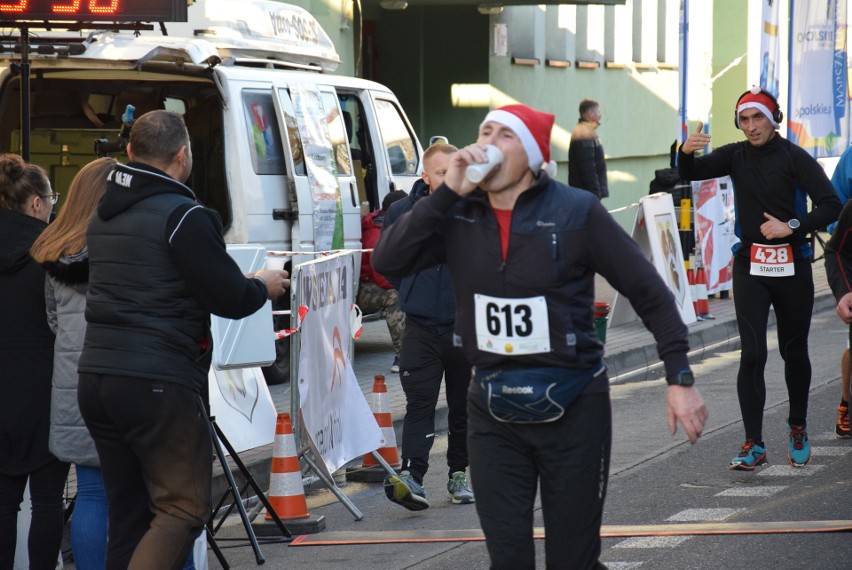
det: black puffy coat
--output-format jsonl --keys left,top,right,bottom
{"left": 0, "top": 209, "right": 56, "bottom": 476}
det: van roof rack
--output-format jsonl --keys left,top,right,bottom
{"left": 0, "top": 2, "right": 340, "bottom": 73}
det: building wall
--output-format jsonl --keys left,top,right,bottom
{"left": 484, "top": 3, "right": 682, "bottom": 226}
{"left": 286, "top": 0, "right": 358, "bottom": 76}
{"left": 286, "top": 1, "right": 738, "bottom": 234}
{"left": 369, "top": 5, "right": 490, "bottom": 148}
{"left": 710, "top": 0, "right": 749, "bottom": 147}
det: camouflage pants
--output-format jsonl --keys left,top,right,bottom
{"left": 356, "top": 282, "right": 404, "bottom": 356}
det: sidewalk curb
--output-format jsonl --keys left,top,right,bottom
{"left": 606, "top": 290, "right": 835, "bottom": 385}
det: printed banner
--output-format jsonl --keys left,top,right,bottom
{"left": 295, "top": 252, "right": 384, "bottom": 474}
{"left": 291, "top": 83, "right": 345, "bottom": 250}
{"left": 693, "top": 177, "right": 737, "bottom": 294}
{"left": 610, "top": 193, "right": 696, "bottom": 327}
{"left": 760, "top": 0, "right": 781, "bottom": 98}
{"left": 788, "top": 0, "right": 848, "bottom": 157}
{"left": 209, "top": 367, "right": 278, "bottom": 454}
{"left": 641, "top": 193, "right": 695, "bottom": 325}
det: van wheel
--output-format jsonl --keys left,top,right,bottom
{"left": 262, "top": 339, "right": 290, "bottom": 385}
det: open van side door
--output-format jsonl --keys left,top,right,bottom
{"left": 270, "top": 81, "right": 360, "bottom": 264}
{"left": 371, "top": 94, "right": 422, "bottom": 196}
{"left": 337, "top": 90, "right": 421, "bottom": 212}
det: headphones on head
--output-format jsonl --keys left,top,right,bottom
{"left": 734, "top": 87, "right": 783, "bottom": 128}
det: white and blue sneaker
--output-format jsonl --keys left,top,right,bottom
{"left": 787, "top": 421, "right": 811, "bottom": 468}
{"left": 728, "top": 440, "right": 767, "bottom": 470}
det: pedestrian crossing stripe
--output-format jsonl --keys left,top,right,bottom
{"left": 288, "top": 520, "right": 852, "bottom": 546}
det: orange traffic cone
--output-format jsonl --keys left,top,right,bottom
{"left": 345, "top": 375, "right": 401, "bottom": 482}
{"left": 686, "top": 257, "right": 701, "bottom": 319}
{"left": 253, "top": 413, "right": 325, "bottom": 535}
{"left": 695, "top": 262, "right": 714, "bottom": 320}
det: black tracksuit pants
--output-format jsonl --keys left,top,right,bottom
{"left": 467, "top": 383, "right": 611, "bottom": 570}
{"left": 733, "top": 256, "right": 814, "bottom": 441}
{"left": 398, "top": 320, "right": 471, "bottom": 482}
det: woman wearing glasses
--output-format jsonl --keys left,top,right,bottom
{"left": 0, "top": 153, "right": 70, "bottom": 569}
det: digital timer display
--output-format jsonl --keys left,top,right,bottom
{"left": 0, "top": 0, "right": 187, "bottom": 22}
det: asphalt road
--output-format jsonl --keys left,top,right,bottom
{"left": 193, "top": 307, "right": 852, "bottom": 569}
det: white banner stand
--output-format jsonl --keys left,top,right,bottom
{"left": 206, "top": 244, "right": 290, "bottom": 565}
{"left": 209, "top": 244, "right": 278, "bottom": 454}
{"left": 611, "top": 193, "right": 697, "bottom": 327}
{"left": 289, "top": 251, "right": 390, "bottom": 521}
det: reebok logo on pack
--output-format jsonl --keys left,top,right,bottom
{"left": 502, "top": 385, "right": 534, "bottom": 395}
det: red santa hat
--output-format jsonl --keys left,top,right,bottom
{"left": 736, "top": 86, "right": 781, "bottom": 129}
{"left": 480, "top": 104, "right": 557, "bottom": 177}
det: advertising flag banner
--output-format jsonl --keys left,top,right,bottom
{"left": 677, "top": 0, "right": 689, "bottom": 145}
{"left": 693, "top": 177, "right": 737, "bottom": 294}
{"left": 610, "top": 193, "right": 696, "bottom": 327}
{"left": 296, "top": 253, "right": 384, "bottom": 474}
{"left": 789, "top": 0, "right": 848, "bottom": 157}
{"left": 760, "top": 0, "right": 781, "bottom": 97}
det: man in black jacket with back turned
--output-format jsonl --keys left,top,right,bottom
{"left": 78, "top": 110, "right": 289, "bottom": 569}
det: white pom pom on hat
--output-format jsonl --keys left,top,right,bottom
{"left": 480, "top": 104, "right": 556, "bottom": 175}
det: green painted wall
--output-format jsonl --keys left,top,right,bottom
{"left": 710, "top": 0, "right": 748, "bottom": 147}
{"left": 484, "top": 9, "right": 679, "bottom": 229}
{"left": 371, "top": 6, "right": 489, "bottom": 148}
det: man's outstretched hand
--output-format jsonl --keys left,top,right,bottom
{"left": 252, "top": 269, "right": 290, "bottom": 300}
{"left": 666, "top": 385, "right": 708, "bottom": 444}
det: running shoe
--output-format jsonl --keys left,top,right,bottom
{"left": 447, "top": 471, "right": 475, "bottom": 504}
{"left": 836, "top": 404, "right": 851, "bottom": 439}
{"left": 384, "top": 470, "right": 429, "bottom": 511}
{"left": 787, "top": 421, "right": 811, "bottom": 467}
{"left": 390, "top": 356, "right": 400, "bottom": 373}
{"left": 728, "top": 440, "right": 767, "bottom": 470}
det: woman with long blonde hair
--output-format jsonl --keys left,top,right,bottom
{"left": 31, "top": 156, "right": 116, "bottom": 569}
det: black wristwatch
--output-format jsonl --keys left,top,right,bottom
{"left": 667, "top": 369, "right": 695, "bottom": 387}
{"left": 787, "top": 218, "right": 801, "bottom": 231}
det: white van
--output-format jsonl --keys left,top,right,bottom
{"left": 0, "top": 1, "right": 423, "bottom": 383}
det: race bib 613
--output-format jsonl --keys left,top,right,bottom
{"left": 474, "top": 294, "right": 550, "bottom": 355}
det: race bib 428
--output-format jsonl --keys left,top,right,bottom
{"left": 750, "top": 243, "right": 794, "bottom": 277}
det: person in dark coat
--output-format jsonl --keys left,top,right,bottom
{"left": 568, "top": 98, "right": 609, "bottom": 199}
{"left": 0, "top": 153, "right": 70, "bottom": 570}
{"left": 382, "top": 143, "right": 475, "bottom": 511}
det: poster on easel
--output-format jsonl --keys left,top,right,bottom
{"left": 693, "top": 176, "right": 736, "bottom": 294}
{"left": 207, "top": 244, "right": 279, "bottom": 455}
{"left": 209, "top": 367, "right": 278, "bottom": 454}
{"left": 295, "top": 252, "right": 384, "bottom": 474}
{"left": 611, "top": 193, "right": 697, "bottom": 327}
